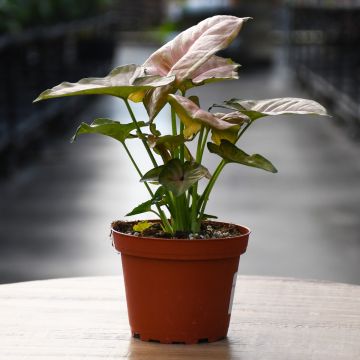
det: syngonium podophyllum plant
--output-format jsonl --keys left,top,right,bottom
{"left": 34, "top": 16, "right": 328, "bottom": 235}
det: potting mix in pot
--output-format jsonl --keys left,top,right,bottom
{"left": 35, "top": 15, "right": 328, "bottom": 344}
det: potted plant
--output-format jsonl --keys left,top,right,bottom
{"left": 34, "top": 15, "right": 327, "bottom": 344}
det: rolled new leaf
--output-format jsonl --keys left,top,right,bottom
{"left": 71, "top": 118, "right": 145, "bottom": 143}
{"left": 214, "top": 97, "right": 328, "bottom": 121}
{"left": 34, "top": 64, "right": 175, "bottom": 102}
{"left": 208, "top": 140, "right": 278, "bottom": 173}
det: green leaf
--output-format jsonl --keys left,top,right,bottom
{"left": 126, "top": 186, "right": 166, "bottom": 217}
{"left": 208, "top": 140, "right": 278, "bottom": 173}
{"left": 148, "top": 135, "right": 186, "bottom": 162}
{"left": 150, "top": 123, "right": 161, "bottom": 137}
{"left": 152, "top": 144, "right": 172, "bottom": 163}
{"left": 34, "top": 64, "right": 175, "bottom": 102}
{"left": 133, "top": 221, "right": 154, "bottom": 233}
{"left": 154, "top": 186, "right": 166, "bottom": 199}
{"left": 154, "top": 135, "right": 186, "bottom": 152}
{"left": 71, "top": 119, "right": 145, "bottom": 143}
{"left": 202, "top": 213, "right": 218, "bottom": 220}
{"left": 141, "top": 165, "right": 165, "bottom": 182}
{"left": 215, "top": 97, "right": 328, "bottom": 121}
{"left": 126, "top": 199, "right": 154, "bottom": 217}
{"left": 159, "top": 159, "right": 210, "bottom": 197}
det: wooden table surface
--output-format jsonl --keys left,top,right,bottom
{"left": 1, "top": 276, "right": 359, "bottom": 360}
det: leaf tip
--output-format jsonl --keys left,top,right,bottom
{"left": 33, "top": 89, "right": 52, "bottom": 103}
{"left": 33, "top": 94, "right": 43, "bottom": 103}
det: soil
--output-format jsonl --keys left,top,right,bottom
{"left": 111, "top": 220, "right": 243, "bottom": 240}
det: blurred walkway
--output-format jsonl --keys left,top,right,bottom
{"left": 0, "top": 44, "right": 359, "bottom": 284}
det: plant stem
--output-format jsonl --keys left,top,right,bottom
{"left": 198, "top": 160, "right": 226, "bottom": 220}
{"left": 122, "top": 142, "right": 150, "bottom": 190}
{"left": 124, "top": 99, "right": 158, "bottom": 167}
{"left": 197, "top": 121, "right": 254, "bottom": 220}
{"left": 123, "top": 100, "right": 173, "bottom": 233}
{"left": 196, "top": 126, "right": 204, "bottom": 163}
{"left": 189, "top": 127, "right": 205, "bottom": 232}
{"left": 237, "top": 121, "right": 252, "bottom": 142}
{"left": 171, "top": 106, "right": 179, "bottom": 158}
{"left": 200, "top": 127, "right": 210, "bottom": 160}
{"left": 179, "top": 122, "right": 185, "bottom": 163}
{"left": 122, "top": 142, "right": 172, "bottom": 233}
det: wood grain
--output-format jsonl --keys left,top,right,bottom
{"left": 0, "top": 276, "right": 359, "bottom": 359}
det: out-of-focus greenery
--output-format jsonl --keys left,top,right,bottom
{"left": 0, "top": 0, "right": 114, "bottom": 34}
{"left": 153, "top": 20, "right": 179, "bottom": 44}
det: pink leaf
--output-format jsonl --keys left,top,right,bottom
{"left": 189, "top": 55, "right": 240, "bottom": 86}
{"left": 143, "top": 15, "right": 250, "bottom": 120}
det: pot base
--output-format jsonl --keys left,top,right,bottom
{"left": 132, "top": 332, "right": 226, "bottom": 345}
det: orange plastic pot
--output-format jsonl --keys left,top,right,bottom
{"left": 112, "top": 221, "right": 250, "bottom": 344}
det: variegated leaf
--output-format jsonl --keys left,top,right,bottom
{"left": 180, "top": 56, "right": 240, "bottom": 92}
{"left": 159, "top": 159, "right": 210, "bottom": 197}
{"left": 142, "top": 15, "right": 250, "bottom": 119}
{"left": 219, "top": 97, "right": 328, "bottom": 120}
{"left": 168, "top": 94, "right": 242, "bottom": 143}
{"left": 34, "top": 64, "right": 175, "bottom": 102}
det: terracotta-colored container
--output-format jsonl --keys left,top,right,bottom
{"left": 112, "top": 221, "right": 250, "bottom": 344}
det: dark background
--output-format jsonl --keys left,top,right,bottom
{"left": 0, "top": 0, "right": 359, "bottom": 284}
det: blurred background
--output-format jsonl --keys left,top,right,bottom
{"left": 0, "top": 0, "right": 359, "bottom": 284}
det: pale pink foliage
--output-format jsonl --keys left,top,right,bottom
{"left": 142, "top": 15, "right": 250, "bottom": 119}
{"left": 169, "top": 95, "right": 245, "bottom": 130}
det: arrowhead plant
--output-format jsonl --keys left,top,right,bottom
{"left": 34, "top": 15, "right": 328, "bottom": 235}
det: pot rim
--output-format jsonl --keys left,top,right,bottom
{"left": 111, "top": 220, "right": 250, "bottom": 260}
{"left": 111, "top": 220, "right": 251, "bottom": 242}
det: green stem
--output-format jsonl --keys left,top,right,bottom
{"left": 199, "top": 127, "right": 210, "bottom": 162}
{"left": 190, "top": 187, "right": 199, "bottom": 232}
{"left": 150, "top": 210, "right": 161, "bottom": 218}
{"left": 198, "top": 160, "right": 226, "bottom": 220}
{"left": 171, "top": 106, "right": 178, "bottom": 159}
{"left": 196, "top": 126, "right": 205, "bottom": 163}
{"left": 179, "top": 122, "right": 185, "bottom": 163}
{"left": 122, "top": 142, "right": 153, "bottom": 196}
{"left": 189, "top": 126, "right": 206, "bottom": 232}
{"left": 123, "top": 100, "right": 173, "bottom": 233}
{"left": 197, "top": 121, "right": 254, "bottom": 219}
{"left": 124, "top": 99, "right": 158, "bottom": 167}
{"left": 123, "top": 142, "right": 172, "bottom": 233}
{"left": 237, "top": 121, "right": 252, "bottom": 142}
{"left": 167, "top": 191, "right": 177, "bottom": 226}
